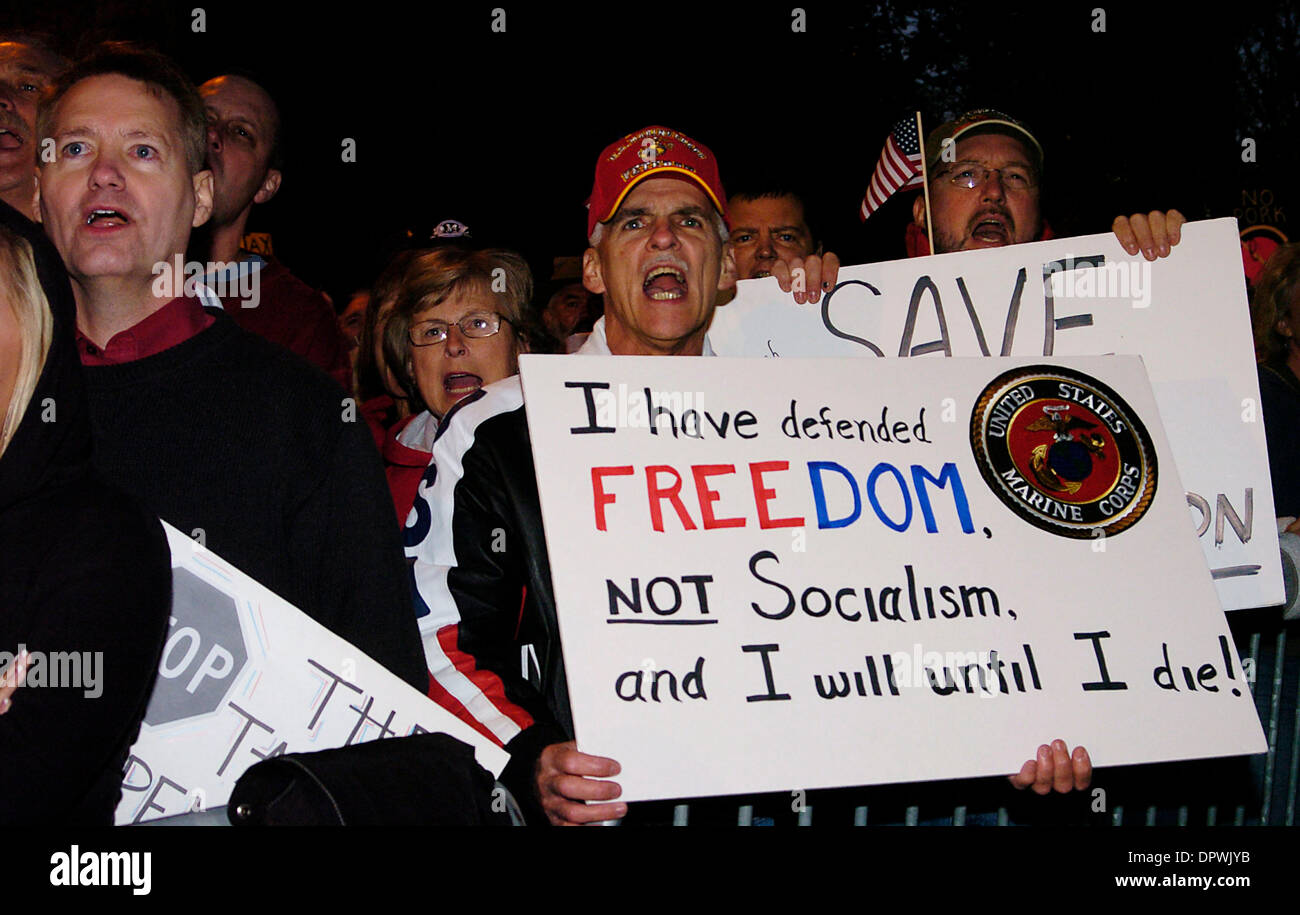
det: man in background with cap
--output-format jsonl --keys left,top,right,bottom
{"left": 536, "top": 256, "right": 594, "bottom": 353}
{"left": 540, "top": 280, "right": 591, "bottom": 351}
{"left": 904, "top": 109, "right": 1175, "bottom": 797}
{"left": 909, "top": 109, "right": 1182, "bottom": 261}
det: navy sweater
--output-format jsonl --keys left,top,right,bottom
{"left": 80, "top": 310, "right": 426, "bottom": 692}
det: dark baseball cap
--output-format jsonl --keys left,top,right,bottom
{"left": 925, "top": 109, "right": 1044, "bottom": 173}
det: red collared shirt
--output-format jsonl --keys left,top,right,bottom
{"left": 77, "top": 296, "right": 215, "bottom": 365}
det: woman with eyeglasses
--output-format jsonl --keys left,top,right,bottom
{"left": 378, "top": 246, "right": 534, "bottom": 524}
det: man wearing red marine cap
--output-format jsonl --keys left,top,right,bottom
{"left": 576, "top": 125, "right": 837, "bottom": 356}
{"left": 408, "top": 125, "right": 1084, "bottom": 825}
{"left": 404, "top": 126, "right": 840, "bottom": 826}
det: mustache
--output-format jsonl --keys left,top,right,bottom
{"left": 643, "top": 255, "right": 689, "bottom": 272}
{"left": 970, "top": 206, "right": 1015, "bottom": 229}
{"left": 0, "top": 109, "right": 28, "bottom": 139}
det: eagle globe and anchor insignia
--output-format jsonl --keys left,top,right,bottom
{"left": 970, "top": 366, "right": 1158, "bottom": 538}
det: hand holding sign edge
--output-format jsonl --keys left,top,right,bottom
{"left": 771, "top": 252, "right": 841, "bottom": 305}
{"left": 1112, "top": 210, "right": 1185, "bottom": 260}
{"left": 536, "top": 740, "right": 626, "bottom": 825}
{"left": 1008, "top": 739, "right": 1092, "bottom": 795}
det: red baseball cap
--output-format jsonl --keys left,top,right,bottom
{"left": 586, "top": 125, "right": 728, "bottom": 238}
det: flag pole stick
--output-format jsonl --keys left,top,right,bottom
{"left": 917, "top": 111, "right": 935, "bottom": 254}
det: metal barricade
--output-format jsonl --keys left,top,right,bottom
{"left": 659, "top": 608, "right": 1297, "bottom": 826}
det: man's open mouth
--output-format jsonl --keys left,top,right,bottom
{"left": 444, "top": 372, "right": 482, "bottom": 396}
{"left": 0, "top": 128, "right": 23, "bottom": 151}
{"left": 85, "top": 208, "right": 130, "bottom": 228}
{"left": 970, "top": 212, "right": 1011, "bottom": 245}
{"left": 643, "top": 264, "right": 687, "bottom": 301}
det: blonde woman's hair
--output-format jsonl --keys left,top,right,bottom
{"left": 0, "top": 226, "right": 54, "bottom": 457}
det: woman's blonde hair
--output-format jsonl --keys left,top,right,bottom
{"left": 0, "top": 226, "right": 54, "bottom": 457}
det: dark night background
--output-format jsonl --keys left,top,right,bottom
{"left": 6, "top": 0, "right": 1298, "bottom": 305}
{"left": 5, "top": 2, "right": 1300, "bottom": 852}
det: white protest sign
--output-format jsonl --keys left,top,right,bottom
{"left": 708, "top": 219, "right": 1281, "bottom": 612}
{"left": 519, "top": 353, "right": 1266, "bottom": 804}
{"left": 115, "top": 523, "right": 508, "bottom": 824}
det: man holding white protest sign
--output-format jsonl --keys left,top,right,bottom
{"left": 519, "top": 351, "right": 1264, "bottom": 809}
{"left": 891, "top": 108, "right": 1185, "bottom": 263}
{"left": 746, "top": 108, "right": 1280, "bottom": 616}
{"left": 408, "top": 125, "right": 1092, "bottom": 825}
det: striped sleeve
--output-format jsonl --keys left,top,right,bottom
{"left": 404, "top": 378, "right": 542, "bottom": 747}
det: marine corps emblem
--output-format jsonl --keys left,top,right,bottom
{"left": 638, "top": 137, "right": 666, "bottom": 163}
{"left": 970, "top": 365, "right": 1157, "bottom": 538}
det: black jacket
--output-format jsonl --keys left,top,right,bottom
{"left": 406, "top": 377, "right": 569, "bottom": 824}
{"left": 0, "top": 202, "right": 172, "bottom": 824}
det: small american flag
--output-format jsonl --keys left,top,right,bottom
{"left": 859, "top": 114, "right": 924, "bottom": 221}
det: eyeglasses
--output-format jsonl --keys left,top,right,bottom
{"left": 939, "top": 163, "right": 1038, "bottom": 191}
{"left": 408, "top": 312, "right": 512, "bottom": 346}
